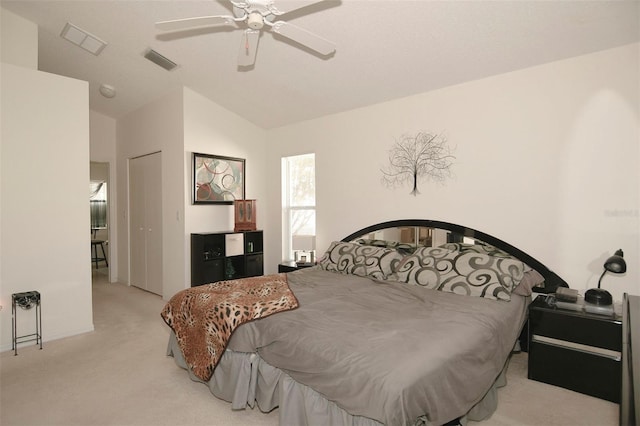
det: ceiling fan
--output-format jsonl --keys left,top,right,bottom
{"left": 156, "top": 0, "right": 337, "bottom": 67}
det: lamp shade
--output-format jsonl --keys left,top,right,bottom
{"left": 292, "top": 235, "right": 316, "bottom": 251}
{"left": 604, "top": 249, "right": 626, "bottom": 274}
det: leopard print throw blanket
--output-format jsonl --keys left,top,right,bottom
{"left": 161, "top": 273, "right": 298, "bottom": 381}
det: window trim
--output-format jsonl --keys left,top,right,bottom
{"left": 282, "top": 154, "right": 316, "bottom": 261}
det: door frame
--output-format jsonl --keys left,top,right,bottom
{"left": 127, "top": 151, "right": 163, "bottom": 295}
{"left": 90, "top": 160, "right": 115, "bottom": 283}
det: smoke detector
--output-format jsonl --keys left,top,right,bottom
{"left": 99, "top": 84, "right": 116, "bottom": 98}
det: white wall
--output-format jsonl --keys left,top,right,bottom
{"left": 90, "top": 111, "right": 117, "bottom": 282}
{"left": 115, "top": 87, "right": 267, "bottom": 298}
{"left": 266, "top": 43, "right": 640, "bottom": 302}
{"left": 1, "top": 63, "right": 93, "bottom": 350}
{"left": 116, "top": 88, "right": 185, "bottom": 299}
{"left": 0, "top": 7, "right": 37, "bottom": 69}
{"left": 183, "top": 88, "right": 268, "bottom": 284}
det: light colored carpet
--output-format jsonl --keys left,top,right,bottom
{"left": 0, "top": 272, "right": 618, "bottom": 426}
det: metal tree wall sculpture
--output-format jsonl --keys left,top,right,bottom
{"left": 381, "top": 132, "right": 455, "bottom": 196}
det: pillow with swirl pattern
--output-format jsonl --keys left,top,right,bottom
{"left": 391, "top": 246, "right": 458, "bottom": 290}
{"left": 438, "top": 242, "right": 541, "bottom": 295}
{"left": 318, "top": 241, "right": 404, "bottom": 280}
{"left": 391, "top": 247, "right": 526, "bottom": 301}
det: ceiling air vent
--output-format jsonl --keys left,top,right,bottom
{"left": 144, "top": 48, "right": 178, "bottom": 71}
{"left": 60, "top": 22, "right": 107, "bottom": 55}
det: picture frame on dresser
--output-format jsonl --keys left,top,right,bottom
{"left": 192, "top": 152, "right": 245, "bottom": 204}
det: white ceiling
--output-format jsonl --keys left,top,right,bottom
{"left": 3, "top": 0, "right": 639, "bottom": 129}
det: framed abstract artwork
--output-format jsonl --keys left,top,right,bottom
{"left": 193, "top": 153, "right": 245, "bottom": 204}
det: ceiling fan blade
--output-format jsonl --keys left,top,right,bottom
{"left": 270, "top": 21, "right": 335, "bottom": 55}
{"left": 238, "top": 29, "right": 260, "bottom": 66}
{"left": 156, "top": 15, "right": 236, "bottom": 32}
{"left": 268, "top": 0, "right": 330, "bottom": 16}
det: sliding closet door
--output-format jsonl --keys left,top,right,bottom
{"left": 129, "top": 152, "right": 163, "bottom": 296}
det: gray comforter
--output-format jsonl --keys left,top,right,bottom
{"left": 227, "top": 268, "right": 528, "bottom": 425}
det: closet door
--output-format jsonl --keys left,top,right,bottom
{"left": 129, "top": 156, "right": 146, "bottom": 290}
{"left": 144, "top": 153, "right": 163, "bottom": 295}
{"left": 129, "top": 152, "right": 163, "bottom": 296}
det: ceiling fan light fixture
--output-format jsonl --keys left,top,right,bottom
{"left": 247, "top": 12, "right": 264, "bottom": 29}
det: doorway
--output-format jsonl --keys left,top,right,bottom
{"left": 90, "top": 162, "right": 110, "bottom": 280}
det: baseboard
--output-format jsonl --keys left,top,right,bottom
{"left": 0, "top": 324, "right": 95, "bottom": 353}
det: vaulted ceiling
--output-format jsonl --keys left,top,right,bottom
{"left": 3, "top": 0, "right": 639, "bottom": 129}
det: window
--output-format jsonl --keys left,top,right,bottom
{"left": 282, "top": 153, "right": 316, "bottom": 261}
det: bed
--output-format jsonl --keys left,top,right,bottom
{"left": 163, "top": 220, "right": 568, "bottom": 426}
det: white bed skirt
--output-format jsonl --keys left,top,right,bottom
{"left": 166, "top": 333, "right": 508, "bottom": 426}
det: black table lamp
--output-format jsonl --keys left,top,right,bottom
{"left": 585, "top": 249, "right": 626, "bottom": 306}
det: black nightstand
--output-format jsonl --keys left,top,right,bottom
{"left": 528, "top": 294, "right": 622, "bottom": 403}
{"left": 278, "top": 261, "right": 315, "bottom": 273}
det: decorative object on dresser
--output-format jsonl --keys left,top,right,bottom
{"left": 528, "top": 294, "right": 622, "bottom": 403}
{"left": 555, "top": 287, "right": 579, "bottom": 303}
{"left": 192, "top": 152, "right": 245, "bottom": 204}
{"left": 234, "top": 199, "right": 256, "bottom": 232}
{"left": 190, "top": 230, "right": 263, "bottom": 286}
{"left": 585, "top": 249, "right": 627, "bottom": 306}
